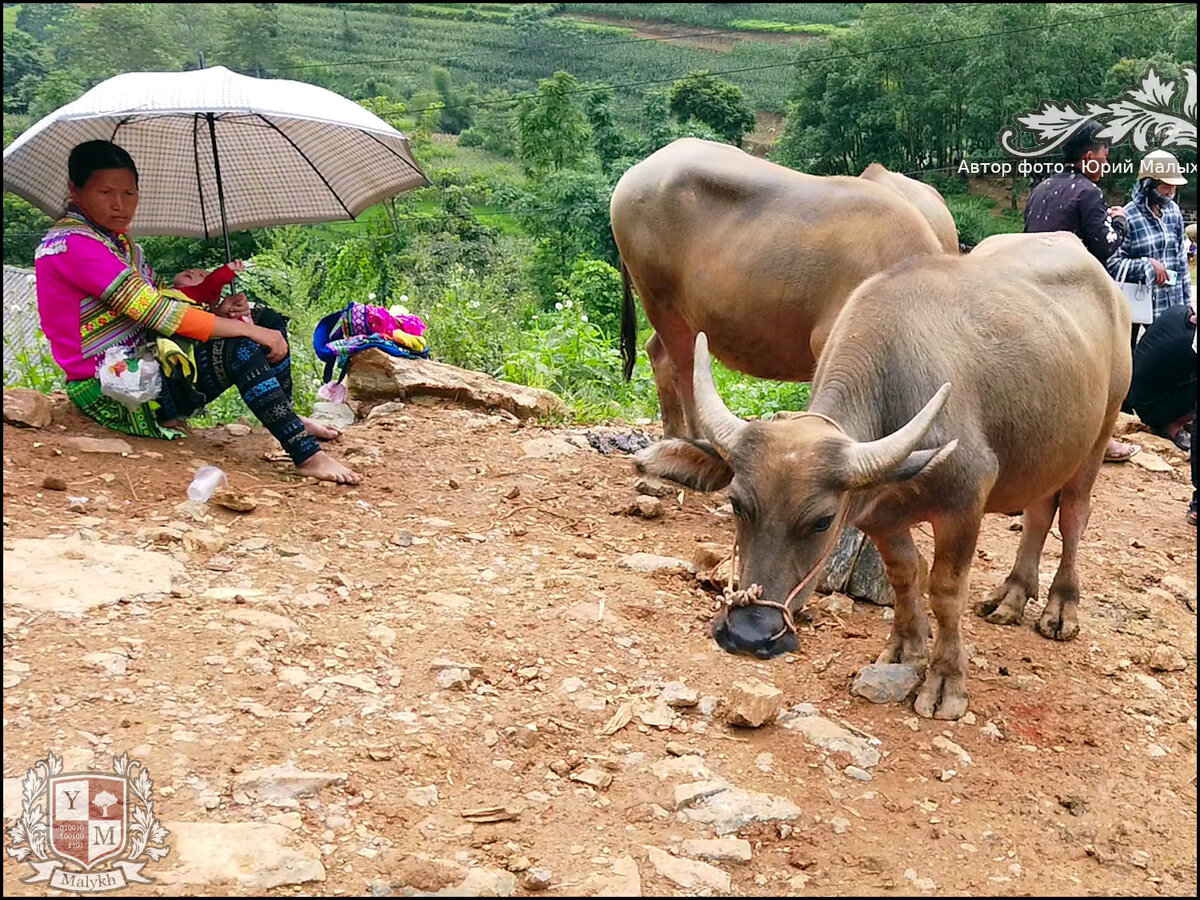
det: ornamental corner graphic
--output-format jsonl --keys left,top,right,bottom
{"left": 6, "top": 752, "right": 170, "bottom": 893}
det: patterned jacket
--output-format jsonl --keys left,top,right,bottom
{"left": 1106, "top": 180, "right": 1192, "bottom": 320}
{"left": 1024, "top": 166, "right": 1127, "bottom": 263}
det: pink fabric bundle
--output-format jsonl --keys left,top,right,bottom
{"left": 366, "top": 307, "right": 426, "bottom": 338}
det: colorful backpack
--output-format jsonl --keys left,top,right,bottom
{"left": 312, "top": 301, "right": 431, "bottom": 385}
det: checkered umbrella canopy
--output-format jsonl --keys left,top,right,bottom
{"left": 2, "top": 66, "right": 428, "bottom": 248}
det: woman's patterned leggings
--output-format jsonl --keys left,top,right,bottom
{"left": 161, "top": 307, "right": 319, "bottom": 465}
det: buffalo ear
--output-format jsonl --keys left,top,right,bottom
{"left": 873, "top": 439, "right": 958, "bottom": 486}
{"left": 635, "top": 439, "right": 734, "bottom": 492}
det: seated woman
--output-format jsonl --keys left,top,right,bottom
{"left": 1129, "top": 299, "right": 1198, "bottom": 526}
{"left": 34, "top": 140, "right": 359, "bottom": 484}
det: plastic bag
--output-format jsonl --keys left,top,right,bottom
{"left": 317, "top": 381, "right": 348, "bottom": 404}
{"left": 97, "top": 346, "right": 162, "bottom": 410}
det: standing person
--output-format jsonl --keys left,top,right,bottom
{"left": 1024, "top": 120, "right": 1139, "bottom": 462}
{"left": 34, "top": 139, "right": 360, "bottom": 484}
{"left": 1106, "top": 149, "right": 1192, "bottom": 357}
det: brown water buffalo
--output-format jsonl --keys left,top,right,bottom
{"left": 635, "top": 231, "right": 1130, "bottom": 719}
{"left": 612, "top": 138, "right": 945, "bottom": 439}
{"left": 859, "top": 162, "right": 960, "bottom": 254}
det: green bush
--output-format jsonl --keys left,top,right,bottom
{"left": 500, "top": 291, "right": 657, "bottom": 421}
{"left": 562, "top": 257, "right": 622, "bottom": 340}
{"left": 712, "top": 361, "right": 811, "bottom": 419}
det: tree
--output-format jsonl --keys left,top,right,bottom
{"left": 57, "top": 4, "right": 183, "bottom": 84}
{"left": 519, "top": 165, "right": 617, "bottom": 301}
{"left": 15, "top": 3, "right": 75, "bottom": 42}
{"left": 668, "top": 71, "right": 755, "bottom": 145}
{"left": 357, "top": 96, "right": 409, "bottom": 132}
{"left": 584, "top": 84, "right": 628, "bottom": 174}
{"left": 29, "top": 71, "right": 85, "bottom": 121}
{"left": 512, "top": 5, "right": 552, "bottom": 46}
{"left": 515, "top": 72, "right": 591, "bottom": 177}
{"left": 218, "top": 4, "right": 292, "bottom": 77}
{"left": 430, "top": 67, "right": 478, "bottom": 135}
{"left": 4, "top": 29, "right": 48, "bottom": 109}
{"left": 458, "top": 90, "right": 517, "bottom": 157}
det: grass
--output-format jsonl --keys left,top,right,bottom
{"left": 556, "top": 4, "right": 862, "bottom": 28}
{"left": 276, "top": 4, "right": 834, "bottom": 116}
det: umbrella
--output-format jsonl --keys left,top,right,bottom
{"left": 2, "top": 65, "right": 429, "bottom": 259}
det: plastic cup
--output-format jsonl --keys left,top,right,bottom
{"left": 188, "top": 465, "right": 228, "bottom": 503}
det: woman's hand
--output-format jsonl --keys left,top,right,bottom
{"left": 215, "top": 292, "right": 251, "bottom": 319}
{"left": 253, "top": 326, "right": 289, "bottom": 363}
{"left": 1149, "top": 259, "right": 1169, "bottom": 285}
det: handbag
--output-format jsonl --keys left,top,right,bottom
{"left": 1114, "top": 258, "right": 1154, "bottom": 325}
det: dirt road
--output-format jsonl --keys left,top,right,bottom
{"left": 3, "top": 398, "right": 1196, "bottom": 896}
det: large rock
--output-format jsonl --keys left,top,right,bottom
{"left": 644, "top": 846, "right": 730, "bottom": 893}
{"left": 818, "top": 527, "right": 865, "bottom": 594}
{"left": 681, "top": 838, "right": 752, "bottom": 864}
{"left": 160, "top": 822, "right": 325, "bottom": 889}
{"left": 816, "top": 526, "right": 894, "bottom": 605}
{"left": 681, "top": 787, "right": 802, "bottom": 836}
{"left": 399, "top": 867, "right": 518, "bottom": 897}
{"left": 845, "top": 537, "right": 895, "bottom": 606}
{"left": 778, "top": 710, "right": 881, "bottom": 769}
{"left": 233, "top": 766, "right": 347, "bottom": 806}
{"left": 581, "top": 856, "right": 642, "bottom": 897}
{"left": 725, "top": 677, "right": 784, "bottom": 727}
{"left": 3, "top": 537, "right": 182, "bottom": 614}
{"left": 346, "top": 348, "right": 567, "bottom": 420}
{"left": 851, "top": 663, "right": 922, "bottom": 703}
{"left": 3, "top": 388, "right": 51, "bottom": 428}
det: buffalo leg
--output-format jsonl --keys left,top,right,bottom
{"left": 977, "top": 492, "right": 1058, "bottom": 625}
{"left": 646, "top": 310, "right": 701, "bottom": 439}
{"left": 646, "top": 331, "right": 689, "bottom": 439}
{"left": 872, "top": 530, "right": 930, "bottom": 668}
{"left": 1037, "top": 451, "right": 1103, "bottom": 641}
{"left": 914, "top": 513, "right": 981, "bottom": 720}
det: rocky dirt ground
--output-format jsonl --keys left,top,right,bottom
{"left": 2, "top": 391, "right": 1197, "bottom": 897}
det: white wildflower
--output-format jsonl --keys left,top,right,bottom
{"left": 555, "top": 302, "right": 563, "bottom": 311}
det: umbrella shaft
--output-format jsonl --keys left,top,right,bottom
{"left": 206, "top": 112, "right": 232, "bottom": 263}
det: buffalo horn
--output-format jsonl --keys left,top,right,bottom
{"left": 843, "top": 383, "right": 952, "bottom": 488}
{"left": 692, "top": 332, "right": 746, "bottom": 456}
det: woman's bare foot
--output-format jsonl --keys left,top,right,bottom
{"left": 161, "top": 418, "right": 188, "bottom": 430}
{"left": 300, "top": 416, "right": 341, "bottom": 441}
{"left": 297, "top": 451, "right": 360, "bottom": 484}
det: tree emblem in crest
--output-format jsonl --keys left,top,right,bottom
{"left": 5, "top": 752, "right": 170, "bottom": 893}
{"left": 1000, "top": 65, "right": 1197, "bottom": 157}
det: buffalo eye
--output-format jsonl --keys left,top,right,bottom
{"left": 729, "top": 497, "right": 746, "bottom": 519}
{"left": 812, "top": 514, "right": 835, "bottom": 533}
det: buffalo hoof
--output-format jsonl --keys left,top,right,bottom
{"left": 875, "top": 637, "right": 928, "bottom": 668}
{"left": 913, "top": 670, "right": 969, "bottom": 720}
{"left": 974, "top": 583, "right": 1029, "bottom": 626}
{"left": 1036, "top": 610, "right": 1079, "bottom": 641}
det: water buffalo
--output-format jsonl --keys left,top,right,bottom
{"left": 612, "top": 138, "right": 945, "bottom": 439}
{"left": 859, "top": 162, "right": 960, "bottom": 254}
{"left": 635, "top": 231, "right": 1130, "bottom": 719}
